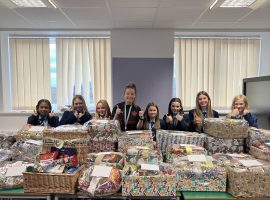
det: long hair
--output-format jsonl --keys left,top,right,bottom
{"left": 143, "top": 102, "right": 161, "bottom": 129}
{"left": 231, "top": 94, "right": 249, "bottom": 111}
{"left": 167, "top": 98, "right": 184, "bottom": 116}
{"left": 72, "top": 95, "right": 88, "bottom": 113}
{"left": 36, "top": 99, "right": 52, "bottom": 114}
{"left": 95, "top": 99, "right": 111, "bottom": 119}
{"left": 194, "top": 91, "right": 213, "bottom": 119}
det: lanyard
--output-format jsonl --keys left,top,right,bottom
{"left": 124, "top": 104, "right": 132, "bottom": 130}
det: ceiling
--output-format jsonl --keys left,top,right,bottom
{"left": 0, "top": 0, "right": 270, "bottom": 30}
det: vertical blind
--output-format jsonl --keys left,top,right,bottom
{"left": 174, "top": 38, "right": 260, "bottom": 109}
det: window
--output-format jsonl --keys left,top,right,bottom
{"left": 174, "top": 37, "right": 260, "bottom": 110}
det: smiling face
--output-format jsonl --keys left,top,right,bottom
{"left": 124, "top": 88, "right": 136, "bottom": 105}
{"left": 38, "top": 102, "right": 50, "bottom": 117}
{"left": 198, "top": 94, "right": 209, "bottom": 110}
{"left": 171, "top": 102, "right": 181, "bottom": 114}
{"left": 96, "top": 102, "right": 106, "bottom": 117}
{"left": 233, "top": 99, "right": 246, "bottom": 114}
{"left": 73, "top": 98, "right": 84, "bottom": 113}
{"left": 148, "top": 105, "right": 158, "bottom": 119}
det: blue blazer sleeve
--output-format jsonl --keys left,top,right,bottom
{"left": 27, "top": 115, "right": 39, "bottom": 125}
{"left": 243, "top": 113, "right": 258, "bottom": 128}
{"left": 48, "top": 116, "right": 59, "bottom": 127}
{"left": 59, "top": 111, "right": 77, "bottom": 125}
{"left": 79, "top": 112, "right": 92, "bottom": 124}
{"left": 188, "top": 109, "right": 196, "bottom": 132}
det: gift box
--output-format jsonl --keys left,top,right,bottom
{"left": 156, "top": 130, "right": 205, "bottom": 155}
{"left": 89, "top": 141, "right": 117, "bottom": 153}
{"left": 173, "top": 155, "right": 226, "bottom": 192}
{"left": 83, "top": 120, "right": 121, "bottom": 142}
{"left": 118, "top": 131, "right": 154, "bottom": 154}
{"left": 250, "top": 145, "right": 270, "bottom": 161}
{"left": 86, "top": 152, "right": 124, "bottom": 169}
{"left": 204, "top": 135, "right": 244, "bottom": 155}
{"left": 0, "top": 131, "right": 16, "bottom": 149}
{"left": 247, "top": 127, "right": 270, "bottom": 150}
{"left": 166, "top": 144, "right": 207, "bottom": 163}
{"left": 204, "top": 118, "right": 249, "bottom": 139}
{"left": 78, "top": 165, "right": 122, "bottom": 196}
{"left": 0, "top": 149, "right": 12, "bottom": 162}
{"left": 15, "top": 125, "right": 51, "bottom": 140}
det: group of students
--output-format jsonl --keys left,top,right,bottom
{"left": 27, "top": 82, "right": 258, "bottom": 133}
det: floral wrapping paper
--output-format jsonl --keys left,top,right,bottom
{"left": 173, "top": 156, "right": 226, "bottom": 192}
{"left": 204, "top": 118, "right": 249, "bottom": 139}
{"left": 166, "top": 145, "right": 207, "bottom": 163}
{"left": 11, "top": 139, "right": 43, "bottom": 162}
{"left": 0, "top": 161, "right": 33, "bottom": 189}
{"left": 83, "top": 120, "right": 121, "bottom": 142}
{"left": 156, "top": 130, "right": 205, "bottom": 155}
{"left": 86, "top": 152, "right": 124, "bottom": 169}
{"left": 247, "top": 127, "right": 270, "bottom": 150}
{"left": 78, "top": 165, "right": 122, "bottom": 196}
{"left": 204, "top": 135, "right": 244, "bottom": 155}
{"left": 212, "top": 153, "right": 270, "bottom": 197}
{"left": 118, "top": 131, "right": 154, "bottom": 154}
{"left": 15, "top": 125, "right": 51, "bottom": 140}
{"left": 125, "top": 146, "right": 162, "bottom": 165}
{"left": 89, "top": 141, "right": 117, "bottom": 153}
{"left": 0, "top": 149, "right": 12, "bottom": 162}
{"left": 0, "top": 131, "right": 17, "bottom": 149}
{"left": 250, "top": 145, "right": 270, "bottom": 161}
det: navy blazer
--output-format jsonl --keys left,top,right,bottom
{"left": 27, "top": 114, "right": 59, "bottom": 127}
{"left": 162, "top": 114, "right": 189, "bottom": 131}
{"left": 59, "top": 111, "right": 92, "bottom": 125}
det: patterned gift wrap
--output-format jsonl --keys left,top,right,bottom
{"left": 89, "top": 141, "right": 117, "bottom": 153}
{"left": 166, "top": 144, "right": 207, "bottom": 163}
{"left": 83, "top": 120, "right": 121, "bottom": 142}
{"left": 173, "top": 156, "right": 226, "bottom": 192}
{"left": 78, "top": 165, "right": 122, "bottom": 196}
{"left": 204, "top": 118, "right": 249, "bottom": 139}
{"left": 125, "top": 146, "right": 162, "bottom": 165}
{"left": 86, "top": 152, "right": 124, "bottom": 169}
{"left": 11, "top": 139, "right": 43, "bottom": 162}
{"left": 122, "top": 174, "right": 176, "bottom": 196}
{"left": 118, "top": 131, "right": 154, "bottom": 154}
{"left": 204, "top": 135, "right": 244, "bottom": 155}
{"left": 156, "top": 130, "right": 205, "bottom": 155}
{"left": 15, "top": 125, "right": 51, "bottom": 140}
{"left": 0, "top": 161, "right": 32, "bottom": 189}
{"left": 247, "top": 127, "right": 270, "bottom": 150}
{"left": 0, "top": 131, "right": 16, "bottom": 149}
{"left": 250, "top": 145, "right": 270, "bottom": 161}
{"left": 0, "top": 149, "right": 12, "bottom": 162}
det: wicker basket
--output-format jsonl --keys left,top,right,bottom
{"left": 15, "top": 125, "right": 49, "bottom": 140}
{"left": 43, "top": 130, "right": 90, "bottom": 164}
{"left": 23, "top": 165, "right": 84, "bottom": 194}
{"left": 250, "top": 146, "right": 270, "bottom": 161}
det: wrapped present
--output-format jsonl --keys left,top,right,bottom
{"left": 15, "top": 125, "right": 51, "bottom": 140}
{"left": 125, "top": 146, "right": 162, "bottom": 165}
{"left": 173, "top": 155, "right": 226, "bottom": 192}
{"left": 0, "top": 131, "right": 16, "bottom": 149}
{"left": 156, "top": 130, "right": 205, "bottom": 154}
{"left": 0, "top": 161, "right": 33, "bottom": 189}
{"left": 11, "top": 139, "right": 43, "bottom": 162}
{"left": 247, "top": 127, "right": 270, "bottom": 149}
{"left": 204, "top": 135, "right": 244, "bottom": 155}
{"left": 122, "top": 163, "right": 176, "bottom": 196}
{"left": 204, "top": 118, "right": 249, "bottom": 139}
{"left": 87, "top": 152, "right": 124, "bottom": 169}
{"left": 166, "top": 144, "right": 207, "bottom": 163}
{"left": 83, "top": 120, "right": 121, "bottom": 142}
{"left": 79, "top": 165, "right": 122, "bottom": 196}
{"left": 118, "top": 131, "right": 154, "bottom": 154}
{"left": 250, "top": 145, "right": 270, "bottom": 161}
{"left": 89, "top": 141, "right": 117, "bottom": 153}
{"left": 0, "top": 149, "right": 12, "bottom": 162}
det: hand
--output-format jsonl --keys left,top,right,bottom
{"left": 74, "top": 111, "right": 79, "bottom": 118}
{"left": 177, "top": 114, "right": 183, "bottom": 122}
{"left": 194, "top": 114, "right": 203, "bottom": 125}
{"left": 139, "top": 109, "right": 144, "bottom": 118}
{"left": 49, "top": 111, "right": 54, "bottom": 118}
{"left": 243, "top": 109, "right": 250, "bottom": 115}
{"left": 33, "top": 110, "right": 38, "bottom": 116}
{"left": 115, "top": 105, "right": 123, "bottom": 116}
{"left": 231, "top": 109, "right": 239, "bottom": 117}
{"left": 166, "top": 115, "right": 173, "bottom": 123}
{"left": 78, "top": 112, "right": 85, "bottom": 118}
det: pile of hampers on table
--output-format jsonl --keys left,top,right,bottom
{"left": 0, "top": 118, "right": 270, "bottom": 198}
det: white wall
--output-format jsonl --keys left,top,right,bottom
{"left": 260, "top": 32, "right": 270, "bottom": 76}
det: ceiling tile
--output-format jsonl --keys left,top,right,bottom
{"left": 114, "top": 21, "right": 153, "bottom": 28}
{"left": 159, "top": 0, "right": 211, "bottom": 9}
{"left": 74, "top": 20, "right": 113, "bottom": 29}
{"left": 241, "top": 8, "right": 270, "bottom": 22}
{"left": 111, "top": 8, "right": 157, "bottom": 21}
{"left": 63, "top": 8, "right": 110, "bottom": 21}
{"left": 108, "top": 0, "right": 159, "bottom": 8}
{"left": 55, "top": 0, "right": 107, "bottom": 8}
{"left": 154, "top": 21, "right": 194, "bottom": 29}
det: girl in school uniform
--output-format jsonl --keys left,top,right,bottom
{"left": 111, "top": 82, "right": 141, "bottom": 131}
{"left": 59, "top": 95, "right": 92, "bottom": 125}
{"left": 95, "top": 99, "right": 111, "bottom": 119}
{"left": 27, "top": 99, "right": 59, "bottom": 127}
{"left": 189, "top": 91, "right": 219, "bottom": 133}
{"left": 163, "top": 97, "right": 189, "bottom": 131}
{"left": 227, "top": 94, "right": 258, "bottom": 128}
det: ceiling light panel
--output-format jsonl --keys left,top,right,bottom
{"left": 220, "top": 0, "right": 256, "bottom": 7}
{"left": 10, "top": 0, "right": 47, "bottom": 7}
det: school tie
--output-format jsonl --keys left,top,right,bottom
{"left": 150, "top": 121, "right": 155, "bottom": 130}
{"left": 173, "top": 114, "right": 178, "bottom": 126}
